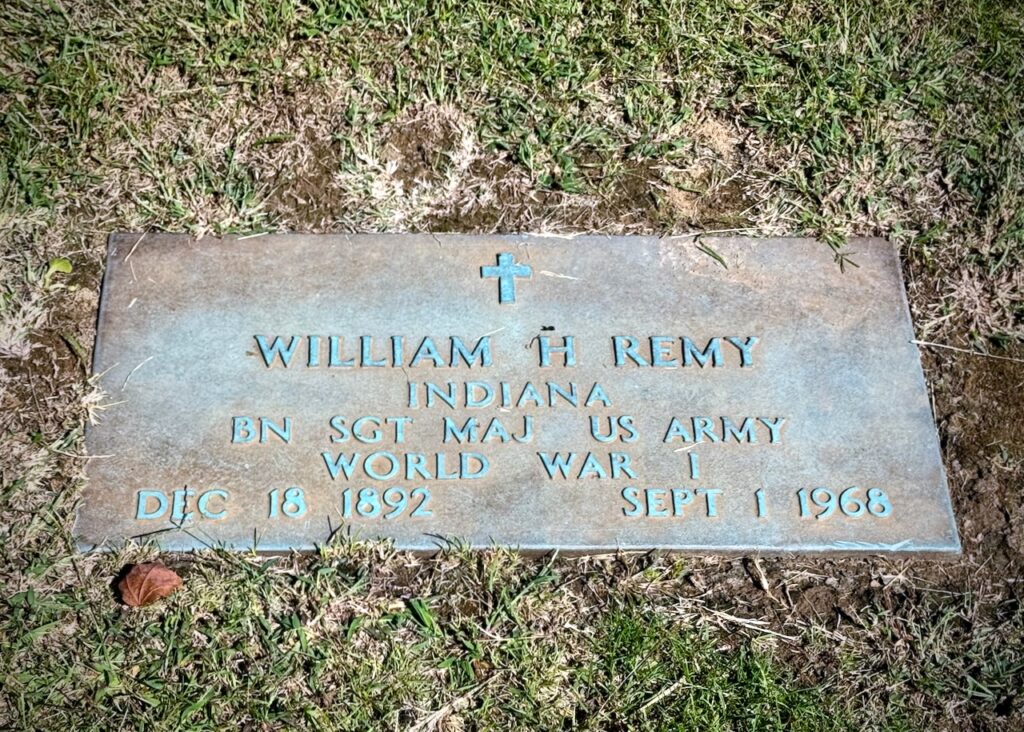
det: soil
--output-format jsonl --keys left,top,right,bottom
{"left": 934, "top": 347, "right": 1024, "bottom": 568}
{"left": 266, "top": 139, "right": 346, "bottom": 228}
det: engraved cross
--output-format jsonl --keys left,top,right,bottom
{"left": 481, "top": 252, "right": 532, "bottom": 304}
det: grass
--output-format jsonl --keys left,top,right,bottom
{"left": 1, "top": 0, "right": 1023, "bottom": 729}
{"left": 4, "top": 547, "right": 852, "bottom": 730}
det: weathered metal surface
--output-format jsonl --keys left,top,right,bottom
{"left": 76, "top": 233, "right": 960, "bottom": 554}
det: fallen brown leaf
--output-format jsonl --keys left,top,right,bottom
{"left": 118, "top": 562, "right": 182, "bottom": 607}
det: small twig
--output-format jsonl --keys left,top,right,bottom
{"left": 26, "top": 368, "right": 45, "bottom": 427}
{"left": 639, "top": 678, "right": 688, "bottom": 712}
{"left": 121, "top": 356, "right": 153, "bottom": 390}
{"left": 123, "top": 231, "right": 147, "bottom": 263}
{"left": 527, "top": 232, "right": 581, "bottom": 239}
{"left": 538, "top": 270, "right": 579, "bottom": 280}
{"left": 704, "top": 608, "right": 799, "bottom": 642}
{"left": 47, "top": 448, "right": 113, "bottom": 459}
{"left": 750, "top": 557, "right": 782, "bottom": 607}
{"left": 409, "top": 680, "right": 491, "bottom": 732}
{"left": 911, "top": 340, "right": 1024, "bottom": 364}
{"left": 662, "top": 228, "right": 753, "bottom": 240}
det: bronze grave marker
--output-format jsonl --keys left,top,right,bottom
{"left": 76, "top": 233, "right": 960, "bottom": 554}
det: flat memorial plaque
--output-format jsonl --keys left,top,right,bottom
{"left": 77, "top": 234, "right": 960, "bottom": 554}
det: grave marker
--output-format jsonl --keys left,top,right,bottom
{"left": 76, "top": 234, "right": 960, "bottom": 554}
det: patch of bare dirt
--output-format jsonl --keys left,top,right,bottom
{"left": 425, "top": 158, "right": 668, "bottom": 233}
{"left": 658, "top": 117, "right": 752, "bottom": 228}
{"left": 382, "top": 110, "right": 465, "bottom": 190}
{"left": 0, "top": 285, "right": 97, "bottom": 439}
{"left": 267, "top": 139, "right": 345, "bottom": 228}
{"left": 933, "top": 347, "right": 1024, "bottom": 568}
{"left": 266, "top": 107, "right": 755, "bottom": 234}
